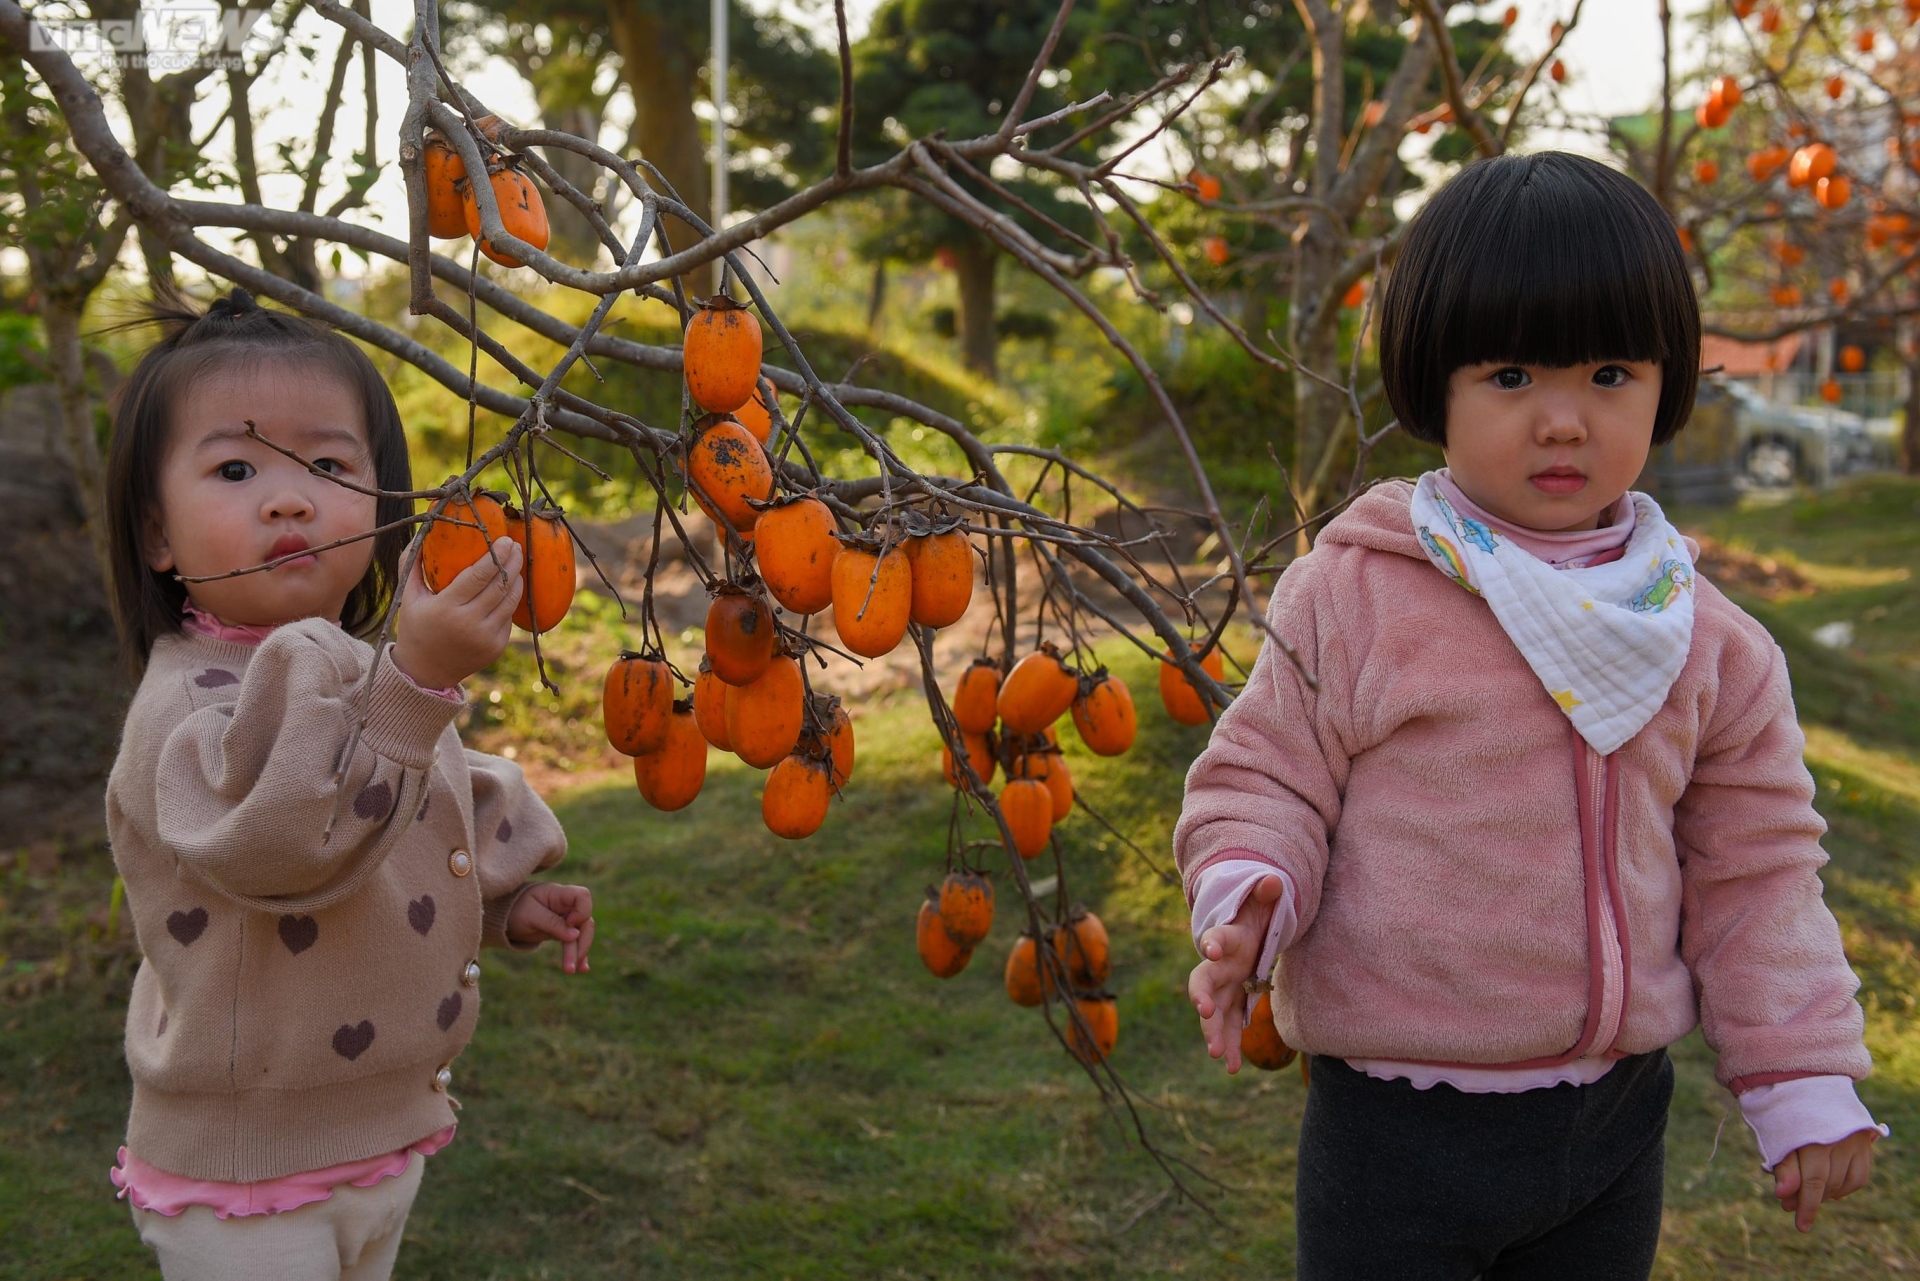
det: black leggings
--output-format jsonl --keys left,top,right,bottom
{"left": 1295, "top": 1048, "right": 1672, "bottom": 1280}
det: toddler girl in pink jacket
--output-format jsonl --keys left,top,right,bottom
{"left": 1176, "top": 151, "right": 1884, "bottom": 1278}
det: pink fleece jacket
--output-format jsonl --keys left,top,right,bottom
{"left": 1174, "top": 480, "right": 1873, "bottom": 1093}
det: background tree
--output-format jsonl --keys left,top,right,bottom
{"left": 850, "top": 0, "right": 1098, "bottom": 379}
{"left": 0, "top": 51, "right": 127, "bottom": 572}
{"left": 1050, "top": 0, "right": 1533, "bottom": 513}
{"left": 1636, "top": 0, "right": 1920, "bottom": 472}
{"left": 454, "top": 0, "right": 837, "bottom": 291}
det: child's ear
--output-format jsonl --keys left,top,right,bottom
{"left": 143, "top": 510, "right": 175, "bottom": 573}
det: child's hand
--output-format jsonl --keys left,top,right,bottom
{"left": 505, "top": 882, "right": 596, "bottom": 973}
{"left": 1773, "top": 1129, "right": 1877, "bottom": 1232}
{"left": 392, "top": 537, "right": 523, "bottom": 690}
{"left": 1187, "top": 874, "right": 1285, "bottom": 1074}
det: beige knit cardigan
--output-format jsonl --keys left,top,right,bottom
{"left": 108, "top": 619, "right": 565, "bottom": 1182}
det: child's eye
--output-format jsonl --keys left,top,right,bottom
{"left": 1593, "top": 365, "right": 1632, "bottom": 388}
{"left": 217, "top": 460, "right": 256, "bottom": 482}
{"left": 1492, "top": 367, "right": 1532, "bottom": 390}
{"left": 314, "top": 458, "right": 346, "bottom": 476}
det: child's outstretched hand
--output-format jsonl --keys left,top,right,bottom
{"left": 1773, "top": 1130, "right": 1877, "bottom": 1232}
{"left": 505, "top": 883, "right": 596, "bottom": 973}
{"left": 392, "top": 537, "right": 523, "bottom": 691}
{"left": 1187, "top": 874, "right": 1284, "bottom": 1074}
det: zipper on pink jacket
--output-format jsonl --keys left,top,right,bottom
{"left": 1403, "top": 728, "right": 1633, "bottom": 1072}
{"left": 1579, "top": 737, "right": 1631, "bottom": 1058}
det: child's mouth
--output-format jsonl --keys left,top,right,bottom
{"left": 268, "top": 533, "right": 317, "bottom": 567}
{"left": 1529, "top": 467, "right": 1587, "bottom": 496}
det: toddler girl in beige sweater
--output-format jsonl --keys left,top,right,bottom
{"left": 101, "top": 288, "right": 594, "bottom": 1280}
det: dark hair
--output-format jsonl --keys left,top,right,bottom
{"left": 1378, "top": 151, "right": 1701, "bottom": 448}
{"left": 103, "top": 285, "right": 412, "bottom": 678}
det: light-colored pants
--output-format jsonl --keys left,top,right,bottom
{"left": 130, "top": 1150, "right": 425, "bottom": 1281}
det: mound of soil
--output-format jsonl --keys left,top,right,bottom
{"left": 0, "top": 383, "right": 127, "bottom": 853}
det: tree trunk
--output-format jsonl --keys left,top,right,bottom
{"left": 953, "top": 237, "right": 998, "bottom": 381}
{"left": 1287, "top": 212, "right": 1350, "bottom": 532}
{"left": 40, "top": 295, "right": 110, "bottom": 578}
{"left": 608, "top": 0, "right": 713, "bottom": 296}
{"left": 866, "top": 258, "right": 887, "bottom": 336}
{"left": 544, "top": 102, "right": 614, "bottom": 266}
{"left": 1903, "top": 354, "right": 1920, "bottom": 475}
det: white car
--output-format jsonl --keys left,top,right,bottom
{"left": 1721, "top": 379, "right": 1872, "bottom": 488}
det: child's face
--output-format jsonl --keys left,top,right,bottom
{"left": 144, "top": 362, "right": 380, "bottom": 627}
{"left": 1441, "top": 360, "right": 1661, "bottom": 532}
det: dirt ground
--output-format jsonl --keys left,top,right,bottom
{"left": 0, "top": 384, "right": 126, "bottom": 855}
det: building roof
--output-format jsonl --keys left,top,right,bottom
{"left": 1702, "top": 332, "right": 1805, "bottom": 376}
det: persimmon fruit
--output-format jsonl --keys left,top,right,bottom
{"left": 421, "top": 487, "right": 509, "bottom": 592}
{"left": 505, "top": 500, "right": 575, "bottom": 633}
{"left": 603, "top": 651, "right": 674, "bottom": 756}
{"left": 917, "top": 895, "right": 972, "bottom": 978}
{"left": 687, "top": 414, "right": 774, "bottom": 537}
{"left": 830, "top": 536, "right": 912, "bottom": 658}
{"left": 724, "top": 652, "right": 805, "bottom": 768}
{"left": 706, "top": 583, "right": 777, "bottom": 686}
{"left": 997, "top": 643, "right": 1078, "bottom": 734}
{"left": 684, "top": 295, "right": 764, "bottom": 414}
{"left": 1240, "top": 991, "right": 1297, "bottom": 1070}
{"left": 763, "top": 752, "right": 834, "bottom": 839}
{"left": 938, "top": 871, "right": 994, "bottom": 948}
{"left": 632, "top": 700, "right": 707, "bottom": 812}
{"left": 1071, "top": 672, "right": 1137, "bottom": 756}
{"left": 755, "top": 495, "right": 838, "bottom": 615}
{"left": 1159, "top": 646, "right": 1225, "bottom": 725}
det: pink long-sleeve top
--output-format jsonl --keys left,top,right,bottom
{"left": 110, "top": 606, "right": 465, "bottom": 1218}
{"left": 1183, "top": 476, "right": 1884, "bottom": 1169}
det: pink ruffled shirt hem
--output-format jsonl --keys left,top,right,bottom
{"left": 112, "top": 1127, "right": 457, "bottom": 1219}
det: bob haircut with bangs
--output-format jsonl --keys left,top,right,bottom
{"left": 1378, "top": 150, "right": 1701, "bottom": 449}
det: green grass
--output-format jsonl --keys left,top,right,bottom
{"left": 5, "top": 478, "right": 1919, "bottom": 1278}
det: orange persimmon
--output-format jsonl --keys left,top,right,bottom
{"left": 632, "top": 700, "right": 707, "bottom": 811}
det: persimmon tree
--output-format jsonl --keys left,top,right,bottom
{"left": 1, "top": 0, "right": 1610, "bottom": 1200}
{"left": 1622, "top": 0, "right": 1920, "bottom": 470}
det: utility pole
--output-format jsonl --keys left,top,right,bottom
{"left": 711, "top": 0, "right": 729, "bottom": 234}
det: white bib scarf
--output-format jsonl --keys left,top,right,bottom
{"left": 1409, "top": 472, "right": 1697, "bottom": 756}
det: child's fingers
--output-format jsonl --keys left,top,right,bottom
{"left": 1220, "top": 989, "right": 1246, "bottom": 1073}
{"left": 450, "top": 538, "right": 522, "bottom": 607}
{"left": 1773, "top": 1150, "right": 1801, "bottom": 1203}
{"left": 514, "top": 894, "right": 577, "bottom": 945}
{"left": 1187, "top": 962, "right": 1225, "bottom": 1019}
{"left": 573, "top": 916, "right": 595, "bottom": 971}
{"left": 400, "top": 551, "right": 431, "bottom": 606}
{"left": 1822, "top": 1140, "right": 1872, "bottom": 1203}
{"left": 1793, "top": 1149, "right": 1831, "bottom": 1231}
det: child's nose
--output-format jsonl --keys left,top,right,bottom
{"left": 262, "top": 489, "right": 315, "bottom": 522}
{"left": 1536, "top": 398, "right": 1588, "bottom": 444}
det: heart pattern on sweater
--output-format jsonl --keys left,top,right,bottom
{"left": 353, "top": 780, "right": 394, "bottom": 822}
{"left": 436, "top": 992, "right": 462, "bottom": 1031}
{"left": 496, "top": 817, "right": 513, "bottom": 843}
{"left": 332, "top": 1020, "right": 376, "bottom": 1060}
{"left": 408, "top": 895, "right": 436, "bottom": 936}
{"left": 278, "top": 914, "right": 319, "bottom": 955}
{"left": 193, "top": 668, "right": 239, "bottom": 688}
{"left": 166, "top": 907, "right": 207, "bottom": 947}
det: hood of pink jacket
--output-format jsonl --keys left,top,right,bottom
{"left": 1172, "top": 480, "right": 1870, "bottom": 1089}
